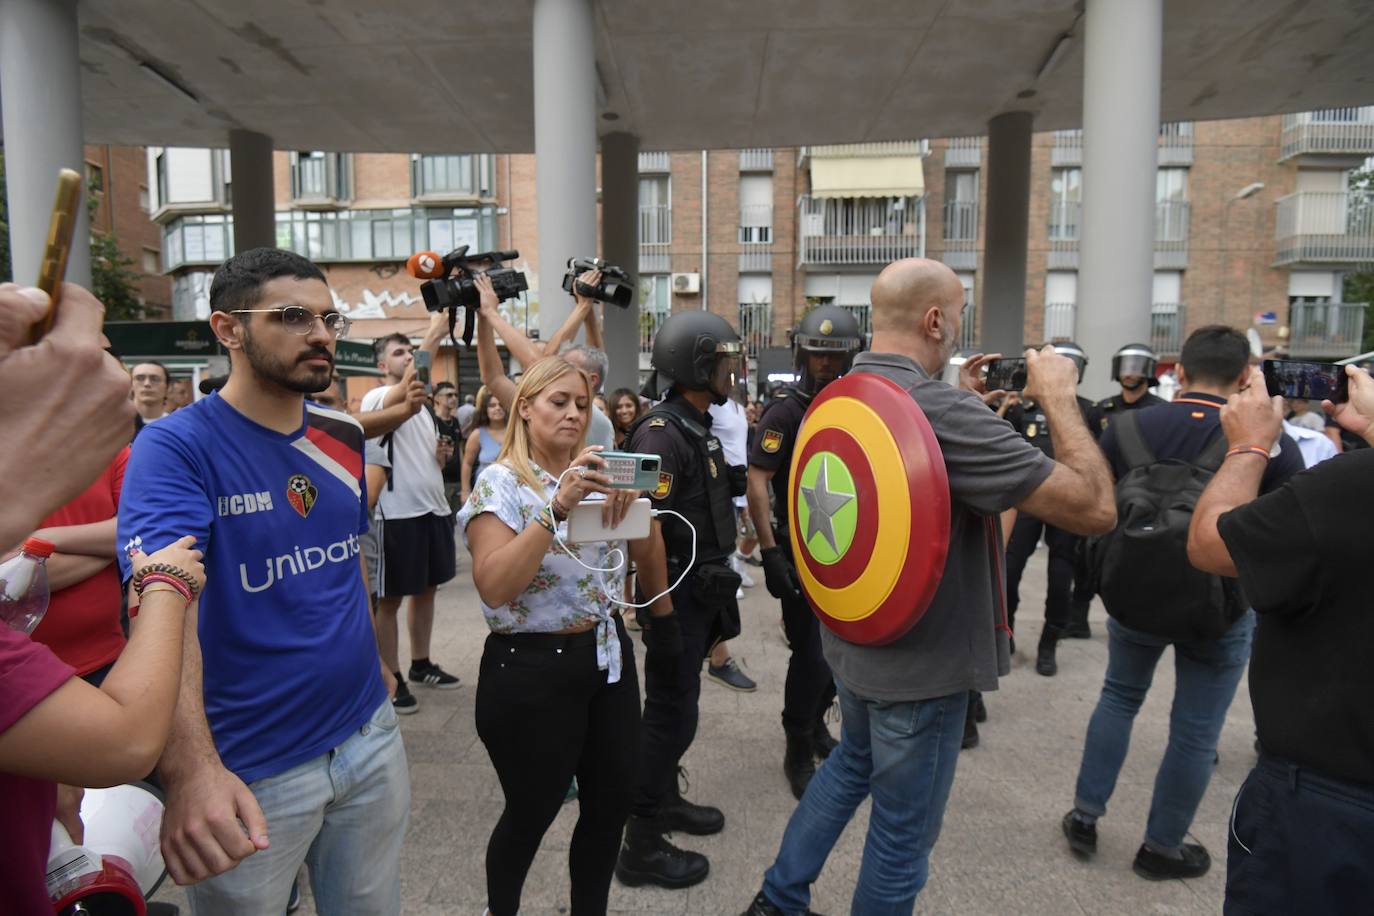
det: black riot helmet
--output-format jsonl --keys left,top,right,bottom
{"left": 1111, "top": 343, "right": 1159, "bottom": 389}
{"left": 643, "top": 310, "right": 744, "bottom": 405}
{"left": 792, "top": 305, "right": 864, "bottom": 394}
{"left": 1052, "top": 340, "right": 1088, "bottom": 383}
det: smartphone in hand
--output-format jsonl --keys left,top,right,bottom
{"left": 1261, "top": 358, "right": 1348, "bottom": 404}
{"left": 413, "top": 350, "right": 432, "bottom": 391}
{"left": 29, "top": 168, "right": 83, "bottom": 344}
{"left": 984, "top": 358, "right": 1029, "bottom": 393}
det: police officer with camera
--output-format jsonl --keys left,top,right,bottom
{"left": 615, "top": 311, "right": 747, "bottom": 891}
{"left": 1004, "top": 341, "right": 1103, "bottom": 676}
{"left": 1097, "top": 342, "right": 1166, "bottom": 431}
{"left": 746, "top": 306, "right": 861, "bottom": 799}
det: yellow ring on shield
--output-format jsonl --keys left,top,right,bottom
{"left": 790, "top": 396, "right": 910, "bottom": 621}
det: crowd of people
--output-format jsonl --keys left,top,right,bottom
{"left": 1, "top": 246, "right": 1370, "bottom": 916}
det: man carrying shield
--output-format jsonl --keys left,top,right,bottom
{"left": 742, "top": 258, "right": 1117, "bottom": 916}
{"left": 747, "top": 305, "right": 864, "bottom": 799}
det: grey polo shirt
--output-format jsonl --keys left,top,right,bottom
{"left": 819, "top": 352, "right": 1055, "bottom": 702}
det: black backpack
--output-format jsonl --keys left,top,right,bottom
{"left": 1087, "top": 411, "right": 1245, "bottom": 642}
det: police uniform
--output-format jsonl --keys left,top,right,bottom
{"left": 1003, "top": 395, "right": 1102, "bottom": 642}
{"left": 748, "top": 387, "right": 836, "bottom": 740}
{"left": 1096, "top": 390, "right": 1167, "bottom": 432}
{"left": 627, "top": 390, "right": 743, "bottom": 819}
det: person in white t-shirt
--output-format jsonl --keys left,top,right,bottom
{"left": 360, "top": 313, "right": 461, "bottom": 712}
{"left": 703, "top": 392, "right": 758, "bottom": 693}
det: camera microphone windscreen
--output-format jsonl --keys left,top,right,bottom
{"left": 406, "top": 251, "right": 445, "bottom": 279}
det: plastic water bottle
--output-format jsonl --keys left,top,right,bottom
{"left": 0, "top": 536, "right": 55, "bottom": 634}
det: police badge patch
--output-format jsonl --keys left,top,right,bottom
{"left": 653, "top": 472, "right": 673, "bottom": 498}
{"left": 761, "top": 429, "right": 784, "bottom": 453}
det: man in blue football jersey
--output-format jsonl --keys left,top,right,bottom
{"left": 117, "top": 248, "right": 409, "bottom": 913}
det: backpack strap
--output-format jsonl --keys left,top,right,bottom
{"left": 1113, "top": 410, "right": 1156, "bottom": 470}
{"left": 1194, "top": 430, "right": 1231, "bottom": 473}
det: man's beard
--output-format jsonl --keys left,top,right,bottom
{"left": 241, "top": 329, "right": 333, "bottom": 394}
{"left": 933, "top": 320, "right": 959, "bottom": 374}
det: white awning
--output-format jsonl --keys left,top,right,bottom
{"left": 809, "top": 156, "right": 924, "bottom": 199}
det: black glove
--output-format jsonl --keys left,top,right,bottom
{"left": 762, "top": 546, "right": 802, "bottom": 601}
{"left": 643, "top": 610, "right": 684, "bottom": 661}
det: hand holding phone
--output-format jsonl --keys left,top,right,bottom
{"left": 413, "top": 350, "right": 432, "bottom": 391}
{"left": 1261, "top": 358, "right": 1348, "bottom": 404}
{"left": 984, "top": 358, "right": 1028, "bottom": 393}
{"left": 29, "top": 169, "right": 83, "bottom": 345}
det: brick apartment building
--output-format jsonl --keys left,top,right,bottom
{"left": 129, "top": 106, "right": 1372, "bottom": 396}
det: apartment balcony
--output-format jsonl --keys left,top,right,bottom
{"left": 1044, "top": 301, "right": 1076, "bottom": 342}
{"left": 1051, "top": 130, "right": 1082, "bottom": 166}
{"left": 1047, "top": 200, "right": 1080, "bottom": 269}
{"left": 958, "top": 300, "right": 978, "bottom": 351}
{"left": 638, "top": 204, "right": 672, "bottom": 273}
{"left": 638, "top": 151, "right": 670, "bottom": 172}
{"left": 162, "top": 214, "right": 233, "bottom": 271}
{"left": 639, "top": 305, "right": 672, "bottom": 356}
{"left": 738, "top": 301, "right": 773, "bottom": 357}
{"left": 798, "top": 196, "right": 923, "bottom": 265}
{"left": 1155, "top": 199, "right": 1190, "bottom": 269}
{"left": 945, "top": 136, "right": 982, "bottom": 168}
{"left": 1288, "top": 302, "right": 1367, "bottom": 359}
{"left": 1151, "top": 303, "right": 1186, "bottom": 355}
{"left": 1279, "top": 108, "right": 1374, "bottom": 161}
{"left": 942, "top": 199, "right": 978, "bottom": 270}
{"left": 411, "top": 154, "right": 494, "bottom": 204}
{"left": 739, "top": 148, "right": 774, "bottom": 172}
{"left": 1274, "top": 191, "right": 1374, "bottom": 265}
{"left": 1158, "top": 122, "right": 1195, "bottom": 166}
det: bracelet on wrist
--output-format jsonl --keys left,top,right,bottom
{"left": 1225, "top": 445, "right": 1271, "bottom": 462}
{"left": 549, "top": 496, "right": 570, "bottom": 522}
{"left": 534, "top": 510, "right": 557, "bottom": 534}
{"left": 140, "top": 582, "right": 192, "bottom": 605}
{"left": 133, "top": 562, "right": 201, "bottom": 599}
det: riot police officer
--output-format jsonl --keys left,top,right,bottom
{"left": 1097, "top": 342, "right": 1166, "bottom": 431}
{"left": 615, "top": 310, "right": 746, "bottom": 890}
{"left": 746, "top": 305, "right": 862, "bottom": 799}
{"left": 1004, "top": 341, "right": 1102, "bottom": 677}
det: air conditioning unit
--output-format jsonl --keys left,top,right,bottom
{"left": 671, "top": 272, "right": 700, "bottom": 295}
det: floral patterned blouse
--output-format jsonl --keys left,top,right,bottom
{"left": 457, "top": 461, "right": 626, "bottom": 681}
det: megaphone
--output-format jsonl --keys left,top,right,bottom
{"left": 47, "top": 782, "right": 168, "bottom": 915}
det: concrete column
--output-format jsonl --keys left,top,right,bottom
{"left": 1078, "top": 0, "right": 1162, "bottom": 398}
{"left": 981, "top": 111, "right": 1034, "bottom": 356}
{"left": 228, "top": 129, "right": 276, "bottom": 252}
{"left": 533, "top": 0, "right": 598, "bottom": 342}
{"left": 600, "top": 132, "right": 641, "bottom": 393}
{"left": 0, "top": 0, "right": 90, "bottom": 287}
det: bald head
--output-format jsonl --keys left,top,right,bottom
{"left": 870, "top": 259, "right": 965, "bottom": 334}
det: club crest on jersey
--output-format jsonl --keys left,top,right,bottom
{"left": 286, "top": 474, "right": 318, "bottom": 518}
{"left": 653, "top": 472, "right": 673, "bottom": 498}
{"left": 761, "top": 430, "right": 784, "bottom": 453}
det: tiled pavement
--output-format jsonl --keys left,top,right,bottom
{"left": 154, "top": 546, "right": 1253, "bottom": 914}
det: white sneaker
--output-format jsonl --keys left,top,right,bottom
{"left": 736, "top": 587, "right": 745, "bottom": 600}
{"left": 732, "top": 552, "right": 756, "bottom": 588}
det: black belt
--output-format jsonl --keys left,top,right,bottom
{"left": 1257, "top": 753, "right": 1374, "bottom": 804}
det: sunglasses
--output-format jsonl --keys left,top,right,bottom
{"left": 231, "top": 306, "right": 351, "bottom": 338}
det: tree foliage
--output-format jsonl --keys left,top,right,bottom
{"left": 86, "top": 176, "right": 146, "bottom": 321}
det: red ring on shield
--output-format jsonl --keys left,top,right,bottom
{"left": 791, "top": 427, "right": 877, "bottom": 590}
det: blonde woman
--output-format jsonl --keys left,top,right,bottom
{"left": 459, "top": 356, "right": 671, "bottom": 916}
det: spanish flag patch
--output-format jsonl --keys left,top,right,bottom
{"left": 653, "top": 471, "right": 673, "bottom": 498}
{"left": 761, "top": 429, "right": 784, "bottom": 453}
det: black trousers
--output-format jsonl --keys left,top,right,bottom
{"left": 778, "top": 541, "right": 835, "bottom": 733}
{"left": 1004, "top": 514, "right": 1089, "bottom": 637}
{"left": 632, "top": 574, "right": 721, "bottom": 819}
{"left": 475, "top": 619, "right": 640, "bottom": 916}
{"left": 1226, "top": 755, "right": 1374, "bottom": 915}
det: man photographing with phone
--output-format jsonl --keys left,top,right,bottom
{"left": 1188, "top": 362, "right": 1374, "bottom": 913}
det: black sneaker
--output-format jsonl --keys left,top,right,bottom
{"left": 1132, "top": 842, "right": 1211, "bottom": 881}
{"left": 961, "top": 716, "right": 979, "bottom": 750}
{"left": 973, "top": 692, "right": 988, "bottom": 723}
{"left": 742, "top": 890, "right": 826, "bottom": 916}
{"left": 409, "top": 661, "right": 461, "bottom": 689}
{"left": 707, "top": 657, "right": 757, "bottom": 692}
{"left": 1063, "top": 622, "right": 1092, "bottom": 639}
{"left": 392, "top": 676, "right": 418, "bottom": 715}
{"left": 1062, "top": 811, "right": 1097, "bottom": 857}
{"left": 1036, "top": 639, "right": 1058, "bottom": 677}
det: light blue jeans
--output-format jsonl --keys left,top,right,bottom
{"left": 762, "top": 683, "right": 967, "bottom": 916}
{"left": 186, "top": 699, "right": 411, "bottom": 915}
{"left": 1074, "top": 612, "right": 1254, "bottom": 850}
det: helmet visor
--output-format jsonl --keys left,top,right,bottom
{"left": 1113, "top": 353, "right": 1157, "bottom": 382}
{"left": 710, "top": 342, "right": 743, "bottom": 397}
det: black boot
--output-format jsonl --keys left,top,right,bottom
{"left": 659, "top": 767, "right": 724, "bottom": 835}
{"left": 1065, "top": 601, "right": 1092, "bottom": 638}
{"left": 783, "top": 728, "right": 816, "bottom": 800}
{"left": 810, "top": 719, "right": 838, "bottom": 759}
{"left": 615, "top": 814, "right": 709, "bottom": 889}
{"left": 1036, "top": 626, "right": 1060, "bottom": 677}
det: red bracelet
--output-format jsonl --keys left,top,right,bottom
{"left": 1225, "top": 445, "right": 1270, "bottom": 462}
{"left": 138, "top": 573, "right": 194, "bottom": 602}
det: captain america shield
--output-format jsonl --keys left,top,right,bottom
{"left": 787, "top": 372, "right": 950, "bottom": 646}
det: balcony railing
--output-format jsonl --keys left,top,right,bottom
{"left": 640, "top": 204, "right": 672, "bottom": 247}
{"left": 837, "top": 304, "right": 873, "bottom": 344}
{"left": 959, "top": 299, "right": 977, "bottom": 351}
{"left": 638, "top": 151, "right": 670, "bottom": 172}
{"left": 1155, "top": 199, "right": 1190, "bottom": 268}
{"left": 411, "top": 154, "right": 494, "bottom": 201}
{"left": 739, "top": 148, "right": 774, "bottom": 172}
{"left": 1280, "top": 107, "right": 1374, "bottom": 160}
{"left": 739, "top": 204, "right": 773, "bottom": 244}
{"left": 1288, "top": 302, "right": 1367, "bottom": 359}
{"left": 738, "top": 302, "right": 773, "bottom": 357}
{"left": 1151, "top": 303, "right": 1186, "bottom": 354}
{"left": 798, "top": 196, "right": 923, "bottom": 265}
{"left": 1044, "top": 302, "right": 1076, "bottom": 342}
{"left": 1048, "top": 200, "right": 1081, "bottom": 268}
{"left": 945, "top": 136, "right": 982, "bottom": 168}
{"left": 1158, "top": 121, "right": 1195, "bottom": 166}
{"left": 1274, "top": 191, "right": 1374, "bottom": 265}
{"left": 639, "top": 305, "right": 672, "bottom": 356}
{"left": 943, "top": 199, "right": 979, "bottom": 269}
{"left": 1052, "top": 129, "right": 1082, "bottom": 166}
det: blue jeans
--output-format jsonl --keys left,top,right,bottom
{"left": 186, "top": 699, "right": 411, "bottom": 915}
{"left": 1074, "top": 612, "right": 1254, "bottom": 850}
{"left": 761, "top": 684, "right": 967, "bottom": 916}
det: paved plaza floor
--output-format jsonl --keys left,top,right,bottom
{"left": 154, "top": 545, "right": 1254, "bottom": 915}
